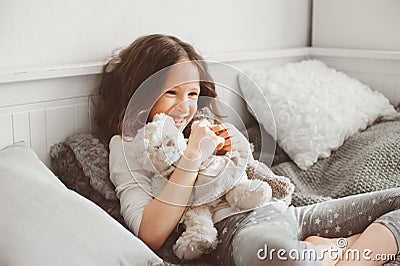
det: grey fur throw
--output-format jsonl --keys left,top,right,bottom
{"left": 50, "top": 134, "right": 124, "bottom": 227}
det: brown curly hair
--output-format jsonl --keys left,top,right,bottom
{"left": 92, "top": 34, "right": 219, "bottom": 144}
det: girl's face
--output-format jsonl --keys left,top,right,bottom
{"left": 149, "top": 60, "right": 200, "bottom": 129}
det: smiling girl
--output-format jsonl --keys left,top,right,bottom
{"left": 94, "top": 34, "right": 400, "bottom": 266}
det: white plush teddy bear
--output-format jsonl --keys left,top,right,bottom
{"left": 131, "top": 111, "right": 294, "bottom": 260}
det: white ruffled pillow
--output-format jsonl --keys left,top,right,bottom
{"left": 238, "top": 59, "right": 397, "bottom": 170}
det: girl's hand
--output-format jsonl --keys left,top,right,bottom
{"left": 211, "top": 123, "right": 251, "bottom": 154}
{"left": 184, "top": 120, "right": 225, "bottom": 163}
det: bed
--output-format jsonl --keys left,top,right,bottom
{"left": 1, "top": 47, "right": 399, "bottom": 265}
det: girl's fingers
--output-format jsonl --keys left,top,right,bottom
{"left": 211, "top": 125, "right": 230, "bottom": 139}
{"left": 215, "top": 136, "right": 225, "bottom": 150}
{"left": 223, "top": 137, "right": 232, "bottom": 146}
{"left": 211, "top": 124, "right": 236, "bottom": 152}
{"left": 217, "top": 131, "right": 230, "bottom": 139}
{"left": 221, "top": 144, "right": 232, "bottom": 151}
{"left": 211, "top": 125, "right": 226, "bottom": 133}
{"left": 212, "top": 128, "right": 230, "bottom": 139}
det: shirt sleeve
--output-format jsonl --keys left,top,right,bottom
{"left": 109, "top": 135, "right": 153, "bottom": 237}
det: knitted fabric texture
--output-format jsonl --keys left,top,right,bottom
{"left": 272, "top": 113, "right": 400, "bottom": 207}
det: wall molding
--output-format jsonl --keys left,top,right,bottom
{"left": 310, "top": 47, "right": 400, "bottom": 60}
{"left": 0, "top": 48, "right": 310, "bottom": 84}
{"left": 0, "top": 61, "right": 104, "bottom": 85}
{"left": 1, "top": 47, "right": 400, "bottom": 85}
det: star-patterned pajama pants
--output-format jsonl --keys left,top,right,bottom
{"left": 209, "top": 187, "right": 400, "bottom": 266}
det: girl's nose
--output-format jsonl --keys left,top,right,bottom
{"left": 175, "top": 99, "right": 191, "bottom": 114}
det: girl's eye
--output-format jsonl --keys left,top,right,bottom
{"left": 165, "top": 90, "right": 177, "bottom": 95}
{"left": 189, "top": 92, "right": 199, "bottom": 97}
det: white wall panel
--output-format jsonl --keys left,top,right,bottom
{"left": 45, "top": 105, "right": 76, "bottom": 153}
{"left": 12, "top": 112, "right": 30, "bottom": 146}
{"left": 0, "top": 75, "right": 98, "bottom": 107}
{"left": 0, "top": 99, "right": 92, "bottom": 166}
{"left": 0, "top": 115, "right": 13, "bottom": 149}
{"left": 29, "top": 110, "right": 48, "bottom": 165}
{"left": 75, "top": 102, "right": 90, "bottom": 134}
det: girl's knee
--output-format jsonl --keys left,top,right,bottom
{"left": 374, "top": 210, "right": 400, "bottom": 255}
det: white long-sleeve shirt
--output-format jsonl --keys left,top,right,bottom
{"left": 109, "top": 134, "right": 259, "bottom": 237}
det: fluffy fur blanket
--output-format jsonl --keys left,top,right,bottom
{"left": 50, "top": 134, "right": 125, "bottom": 227}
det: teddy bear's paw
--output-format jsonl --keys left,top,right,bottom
{"left": 173, "top": 241, "right": 205, "bottom": 261}
{"left": 226, "top": 181, "right": 272, "bottom": 210}
{"left": 267, "top": 175, "right": 295, "bottom": 201}
{"left": 173, "top": 228, "right": 218, "bottom": 260}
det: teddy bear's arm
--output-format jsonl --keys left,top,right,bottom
{"left": 246, "top": 160, "right": 295, "bottom": 205}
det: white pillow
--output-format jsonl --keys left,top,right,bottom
{"left": 0, "top": 142, "right": 162, "bottom": 266}
{"left": 238, "top": 59, "right": 397, "bottom": 170}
